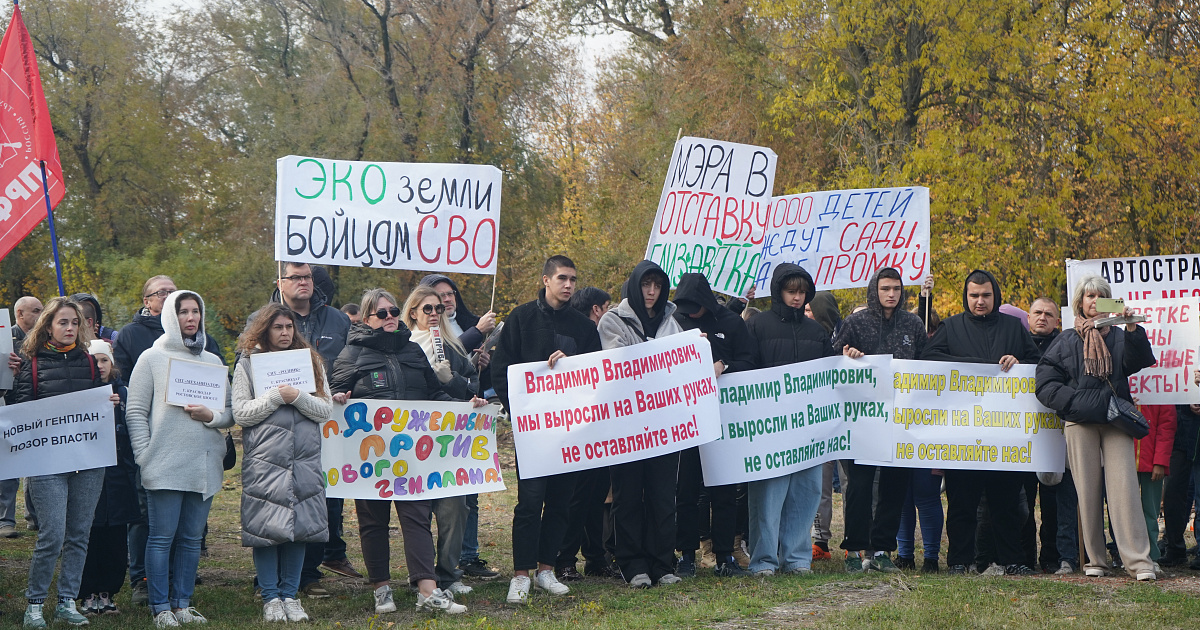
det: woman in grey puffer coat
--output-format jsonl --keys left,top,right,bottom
{"left": 233, "top": 303, "right": 339, "bottom": 623}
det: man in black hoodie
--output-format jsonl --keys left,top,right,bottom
{"left": 491, "top": 256, "right": 603, "bottom": 604}
{"left": 672, "top": 273, "right": 756, "bottom": 578}
{"left": 833, "top": 267, "right": 927, "bottom": 573}
{"left": 921, "top": 270, "right": 1040, "bottom": 575}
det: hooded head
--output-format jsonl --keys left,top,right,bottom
{"left": 672, "top": 273, "right": 722, "bottom": 321}
{"left": 866, "top": 268, "right": 909, "bottom": 318}
{"left": 962, "top": 269, "right": 1002, "bottom": 321}
{"left": 769, "top": 263, "right": 816, "bottom": 321}
{"left": 625, "top": 260, "right": 671, "bottom": 337}
{"left": 158, "top": 290, "right": 208, "bottom": 355}
{"left": 419, "top": 274, "right": 479, "bottom": 329}
{"left": 807, "top": 292, "right": 842, "bottom": 335}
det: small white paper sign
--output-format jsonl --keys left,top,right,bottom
{"left": 0, "top": 309, "right": 13, "bottom": 391}
{"left": 165, "top": 358, "right": 228, "bottom": 407}
{"left": 251, "top": 349, "right": 317, "bottom": 397}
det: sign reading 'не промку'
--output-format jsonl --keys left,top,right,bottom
{"left": 275, "top": 156, "right": 502, "bottom": 275}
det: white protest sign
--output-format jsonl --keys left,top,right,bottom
{"left": 250, "top": 349, "right": 317, "bottom": 397}
{"left": 320, "top": 400, "right": 505, "bottom": 501}
{"left": 699, "top": 355, "right": 894, "bottom": 486}
{"left": 645, "top": 137, "right": 777, "bottom": 296}
{"left": 0, "top": 309, "right": 12, "bottom": 390}
{"left": 1122, "top": 299, "right": 1199, "bottom": 404}
{"left": 858, "top": 360, "right": 1066, "bottom": 472}
{"left": 0, "top": 386, "right": 116, "bottom": 478}
{"left": 275, "top": 156, "right": 502, "bottom": 274}
{"left": 756, "top": 187, "right": 929, "bottom": 292}
{"left": 1066, "top": 255, "right": 1200, "bottom": 309}
{"left": 165, "top": 358, "right": 228, "bottom": 408}
{"left": 507, "top": 329, "right": 721, "bottom": 479}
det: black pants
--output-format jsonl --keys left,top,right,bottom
{"left": 80, "top": 525, "right": 128, "bottom": 596}
{"left": 300, "top": 498, "right": 346, "bottom": 587}
{"left": 1161, "top": 448, "right": 1196, "bottom": 558}
{"left": 356, "top": 499, "right": 435, "bottom": 585}
{"left": 840, "top": 462, "right": 911, "bottom": 553}
{"left": 1038, "top": 480, "right": 1060, "bottom": 568}
{"left": 512, "top": 470, "right": 578, "bottom": 571}
{"left": 675, "top": 447, "right": 737, "bottom": 556}
{"left": 610, "top": 452, "right": 678, "bottom": 581}
{"left": 946, "top": 470, "right": 1025, "bottom": 567}
{"left": 1020, "top": 474, "right": 1039, "bottom": 567}
{"left": 556, "top": 466, "right": 609, "bottom": 569}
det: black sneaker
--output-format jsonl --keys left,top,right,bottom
{"left": 1005, "top": 564, "right": 1036, "bottom": 576}
{"left": 1160, "top": 553, "right": 1187, "bottom": 568}
{"left": 894, "top": 556, "right": 916, "bottom": 570}
{"left": 948, "top": 564, "right": 968, "bottom": 575}
{"left": 922, "top": 558, "right": 939, "bottom": 573}
{"left": 714, "top": 562, "right": 751, "bottom": 577}
{"left": 555, "top": 565, "right": 584, "bottom": 582}
{"left": 1188, "top": 556, "right": 1200, "bottom": 571}
{"left": 677, "top": 555, "right": 696, "bottom": 577}
{"left": 460, "top": 558, "right": 501, "bottom": 580}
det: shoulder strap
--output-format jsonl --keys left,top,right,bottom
{"left": 619, "top": 316, "right": 648, "bottom": 342}
{"left": 31, "top": 355, "right": 38, "bottom": 397}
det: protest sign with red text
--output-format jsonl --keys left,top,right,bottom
{"left": 506, "top": 329, "right": 721, "bottom": 479}
{"left": 645, "top": 137, "right": 777, "bottom": 296}
{"left": 756, "top": 187, "right": 929, "bottom": 292}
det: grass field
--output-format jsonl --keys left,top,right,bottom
{"left": 3, "top": 434, "right": 1200, "bottom": 629}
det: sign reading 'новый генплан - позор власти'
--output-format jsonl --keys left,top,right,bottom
{"left": 1, "top": 387, "right": 116, "bottom": 479}
{"left": 275, "top": 156, "right": 502, "bottom": 275}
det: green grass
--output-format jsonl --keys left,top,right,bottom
{"left": 3, "top": 441, "right": 1200, "bottom": 629}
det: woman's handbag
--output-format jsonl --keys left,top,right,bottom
{"left": 223, "top": 431, "right": 237, "bottom": 470}
{"left": 1105, "top": 380, "right": 1150, "bottom": 439}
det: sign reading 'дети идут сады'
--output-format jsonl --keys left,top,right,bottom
{"left": 275, "top": 156, "right": 502, "bottom": 275}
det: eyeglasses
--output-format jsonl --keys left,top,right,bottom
{"left": 144, "top": 289, "right": 173, "bottom": 299}
{"left": 420, "top": 304, "right": 447, "bottom": 315}
{"left": 281, "top": 274, "right": 313, "bottom": 283}
{"left": 371, "top": 306, "right": 401, "bottom": 320}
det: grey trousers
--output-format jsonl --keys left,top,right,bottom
{"left": 25, "top": 469, "right": 105, "bottom": 602}
{"left": 432, "top": 495, "right": 467, "bottom": 588}
{"left": 0, "top": 477, "right": 18, "bottom": 528}
{"left": 811, "top": 461, "right": 835, "bottom": 544}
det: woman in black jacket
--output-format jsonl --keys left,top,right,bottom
{"left": 12, "top": 297, "right": 113, "bottom": 627}
{"left": 1035, "top": 274, "right": 1157, "bottom": 581}
{"left": 329, "top": 288, "right": 467, "bottom": 615}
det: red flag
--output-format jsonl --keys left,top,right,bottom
{"left": 0, "top": 5, "right": 64, "bottom": 262}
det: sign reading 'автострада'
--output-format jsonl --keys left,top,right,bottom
{"left": 320, "top": 400, "right": 506, "bottom": 501}
{"left": 506, "top": 330, "right": 722, "bottom": 479}
{"left": 698, "top": 355, "right": 895, "bottom": 486}
{"left": 275, "top": 156, "right": 502, "bottom": 275}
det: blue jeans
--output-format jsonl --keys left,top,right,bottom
{"left": 748, "top": 466, "right": 822, "bottom": 573}
{"left": 146, "top": 490, "right": 212, "bottom": 614}
{"left": 897, "top": 469, "right": 944, "bottom": 560}
{"left": 459, "top": 493, "right": 480, "bottom": 564}
{"left": 253, "top": 542, "right": 306, "bottom": 601}
{"left": 1056, "top": 471, "right": 1079, "bottom": 566}
{"left": 25, "top": 470, "right": 105, "bottom": 602}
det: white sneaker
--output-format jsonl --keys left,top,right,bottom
{"left": 629, "top": 573, "right": 652, "bottom": 588}
{"left": 1084, "top": 567, "right": 1111, "bottom": 577}
{"left": 446, "top": 581, "right": 473, "bottom": 596}
{"left": 373, "top": 585, "right": 396, "bottom": 614}
{"left": 534, "top": 569, "right": 569, "bottom": 595}
{"left": 173, "top": 607, "right": 206, "bottom": 624}
{"left": 416, "top": 589, "right": 467, "bottom": 614}
{"left": 657, "top": 573, "right": 682, "bottom": 585}
{"left": 81, "top": 594, "right": 100, "bottom": 616}
{"left": 262, "top": 599, "right": 285, "bottom": 623}
{"left": 1136, "top": 571, "right": 1157, "bottom": 581}
{"left": 753, "top": 569, "right": 775, "bottom": 577}
{"left": 506, "top": 576, "right": 531, "bottom": 605}
{"left": 281, "top": 598, "right": 308, "bottom": 622}
{"left": 154, "top": 610, "right": 181, "bottom": 628}
{"left": 980, "top": 563, "right": 1005, "bottom": 576}
{"left": 1054, "top": 561, "right": 1074, "bottom": 575}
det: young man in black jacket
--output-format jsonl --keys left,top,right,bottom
{"left": 922, "top": 270, "right": 1040, "bottom": 576}
{"left": 834, "top": 267, "right": 927, "bottom": 573}
{"left": 672, "top": 273, "right": 756, "bottom": 577}
{"left": 491, "top": 256, "right": 603, "bottom": 604}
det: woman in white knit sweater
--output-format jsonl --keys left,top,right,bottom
{"left": 126, "top": 291, "right": 233, "bottom": 627}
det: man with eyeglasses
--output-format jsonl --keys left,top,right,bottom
{"left": 268, "top": 261, "right": 358, "bottom": 592}
{"left": 112, "top": 274, "right": 224, "bottom": 606}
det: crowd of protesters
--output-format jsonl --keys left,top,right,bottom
{"left": 4, "top": 256, "right": 1199, "bottom": 627}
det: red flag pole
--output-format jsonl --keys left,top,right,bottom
{"left": 40, "top": 159, "right": 65, "bottom": 295}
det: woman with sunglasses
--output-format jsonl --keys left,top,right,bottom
{"left": 330, "top": 289, "right": 479, "bottom": 615}
{"left": 401, "top": 286, "right": 480, "bottom": 597}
